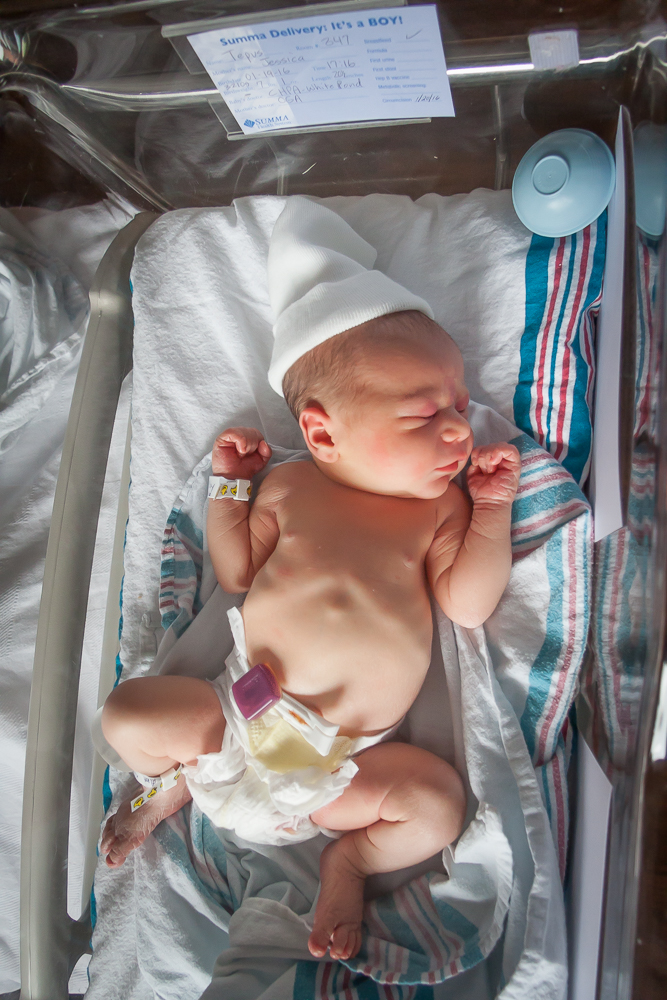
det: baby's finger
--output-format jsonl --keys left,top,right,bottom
{"left": 488, "top": 442, "right": 521, "bottom": 464}
{"left": 216, "top": 429, "right": 247, "bottom": 452}
{"left": 258, "top": 440, "right": 272, "bottom": 459}
{"left": 475, "top": 451, "right": 497, "bottom": 474}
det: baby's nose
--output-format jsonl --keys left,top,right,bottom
{"left": 441, "top": 410, "right": 470, "bottom": 442}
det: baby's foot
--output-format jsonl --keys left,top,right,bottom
{"left": 100, "top": 777, "right": 192, "bottom": 868}
{"left": 308, "top": 838, "right": 365, "bottom": 962}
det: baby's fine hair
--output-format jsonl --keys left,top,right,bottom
{"left": 282, "top": 309, "right": 445, "bottom": 419}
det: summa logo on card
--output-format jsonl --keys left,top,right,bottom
{"left": 250, "top": 115, "right": 290, "bottom": 127}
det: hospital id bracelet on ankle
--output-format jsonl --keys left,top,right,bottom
{"left": 208, "top": 476, "right": 252, "bottom": 501}
{"left": 130, "top": 764, "right": 183, "bottom": 812}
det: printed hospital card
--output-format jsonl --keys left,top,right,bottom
{"left": 188, "top": 5, "right": 454, "bottom": 135}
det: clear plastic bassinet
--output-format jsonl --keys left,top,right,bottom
{"left": 1, "top": 1, "right": 666, "bottom": 998}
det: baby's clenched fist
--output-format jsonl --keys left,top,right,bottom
{"left": 212, "top": 427, "right": 272, "bottom": 480}
{"left": 466, "top": 442, "right": 521, "bottom": 508}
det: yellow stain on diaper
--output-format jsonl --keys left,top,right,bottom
{"left": 247, "top": 716, "right": 353, "bottom": 774}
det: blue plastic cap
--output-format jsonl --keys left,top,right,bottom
{"left": 512, "top": 128, "right": 615, "bottom": 238}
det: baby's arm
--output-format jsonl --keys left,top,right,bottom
{"left": 426, "top": 443, "right": 521, "bottom": 628}
{"left": 207, "top": 427, "right": 279, "bottom": 593}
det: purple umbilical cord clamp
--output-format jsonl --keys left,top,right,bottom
{"left": 232, "top": 663, "right": 282, "bottom": 720}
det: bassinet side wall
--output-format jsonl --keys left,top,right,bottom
{"left": 19, "top": 212, "right": 157, "bottom": 1000}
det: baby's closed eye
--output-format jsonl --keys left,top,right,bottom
{"left": 399, "top": 412, "right": 437, "bottom": 425}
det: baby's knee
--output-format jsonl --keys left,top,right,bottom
{"left": 417, "top": 758, "right": 466, "bottom": 840}
{"left": 101, "top": 678, "right": 154, "bottom": 743}
{"left": 386, "top": 749, "right": 466, "bottom": 842}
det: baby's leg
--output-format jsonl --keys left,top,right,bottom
{"left": 100, "top": 676, "right": 225, "bottom": 867}
{"left": 308, "top": 743, "right": 466, "bottom": 962}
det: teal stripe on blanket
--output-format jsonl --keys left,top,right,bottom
{"left": 515, "top": 234, "right": 551, "bottom": 431}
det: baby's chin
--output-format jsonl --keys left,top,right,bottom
{"left": 408, "top": 478, "right": 453, "bottom": 500}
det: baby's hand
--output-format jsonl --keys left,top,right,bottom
{"left": 212, "top": 427, "right": 272, "bottom": 479}
{"left": 467, "top": 443, "right": 521, "bottom": 508}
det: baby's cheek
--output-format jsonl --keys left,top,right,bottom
{"left": 365, "top": 428, "right": 393, "bottom": 466}
{"left": 388, "top": 438, "right": 430, "bottom": 479}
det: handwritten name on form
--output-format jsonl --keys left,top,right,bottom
{"left": 188, "top": 5, "right": 454, "bottom": 134}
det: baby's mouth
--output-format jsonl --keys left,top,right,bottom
{"left": 436, "top": 443, "right": 472, "bottom": 474}
{"left": 435, "top": 459, "right": 462, "bottom": 474}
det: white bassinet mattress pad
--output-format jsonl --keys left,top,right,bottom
{"left": 89, "top": 193, "right": 598, "bottom": 1000}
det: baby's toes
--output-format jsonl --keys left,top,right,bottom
{"left": 349, "top": 928, "right": 362, "bottom": 960}
{"left": 104, "top": 830, "right": 141, "bottom": 868}
{"left": 104, "top": 843, "right": 127, "bottom": 868}
{"left": 330, "top": 923, "right": 361, "bottom": 961}
{"left": 307, "top": 926, "right": 331, "bottom": 959}
{"left": 100, "top": 815, "right": 118, "bottom": 854}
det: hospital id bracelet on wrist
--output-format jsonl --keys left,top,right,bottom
{"left": 208, "top": 476, "right": 252, "bottom": 501}
{"left": 130, "top": 764, "right": 183, "bottom": 812}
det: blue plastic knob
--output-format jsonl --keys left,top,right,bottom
{"left": 512, "top": 128, "right": 615, "bottom": 238}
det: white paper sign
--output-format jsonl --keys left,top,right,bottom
{"left": 188, "top": 5, "right": 454, "bottom": 135}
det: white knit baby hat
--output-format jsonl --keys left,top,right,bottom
{"left": 267, "top": 197, "right": 435, "bottom": 396}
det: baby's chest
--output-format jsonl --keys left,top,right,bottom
{"left": 277, "top": 490, "right": 436, "bottom": 567}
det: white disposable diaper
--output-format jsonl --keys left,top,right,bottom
{"left": 183, "top": 607, "right": 399, "bottom": 846}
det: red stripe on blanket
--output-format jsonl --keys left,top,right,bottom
{"left": 555, "top": 227, "right": 590, "bottom": 460}
{"left": 319, "top": 960, "right": 333, "bottom": 998}
{"left": 516, "top": 468, "right": 571, "bottom": 495}
{"left": 521, "top": 450, "right": 550, "bottom": 469}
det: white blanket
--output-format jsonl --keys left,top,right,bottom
{"left": 89, "top": 194, "right": 592, "bottom": 999}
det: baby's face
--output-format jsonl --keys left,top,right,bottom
{"left": 324, "top": 331, "right": 472, "bottom": 499}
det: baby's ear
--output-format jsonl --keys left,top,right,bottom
{"left": 299, "top": 405, "right": 337, "bottom": 462}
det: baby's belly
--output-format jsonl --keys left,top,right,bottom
{"left": 241, "top": 567, "right": 433, "bottom": 736}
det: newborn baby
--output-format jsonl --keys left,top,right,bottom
{"left": 99, "top": 200, "right": 520, "bottom": 964}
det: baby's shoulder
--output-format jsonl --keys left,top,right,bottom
{"left": 256, "top": 459, "right": 313, "bottom": 501}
